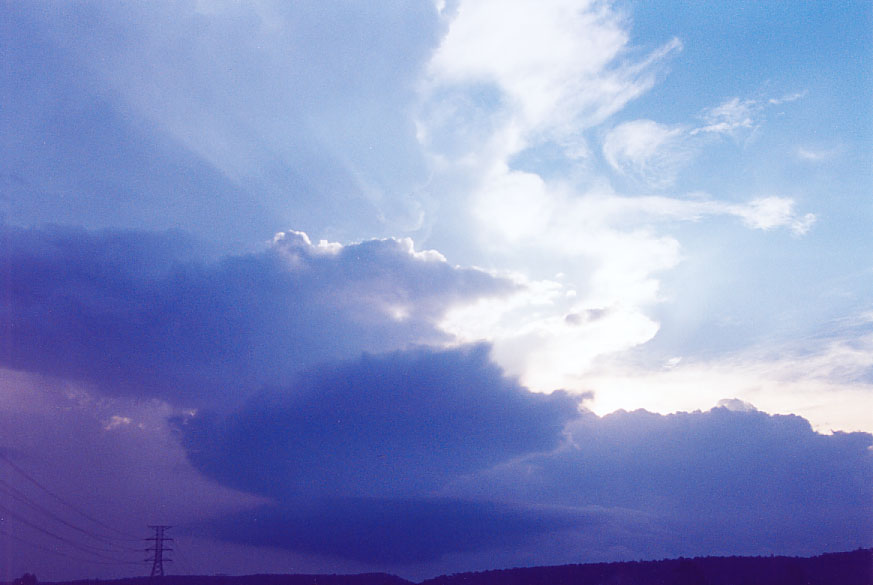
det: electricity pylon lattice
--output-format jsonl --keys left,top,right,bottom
{"left": 146, "top": 525, "right": 173, "bottom": 577}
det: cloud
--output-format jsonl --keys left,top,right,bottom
{"left": 177, "top": 344, "right": 583, "bottom": 563}
{"left": 692, "top": 92, "right": 805, "bottom": 137}
{"left": 419, "top": 0, "right": 681, "bottom": 163}
{"left": 413, "top": 0, "right": 815, "bottom": 402}
{"left": 694, "top": 97, "right": 757, "bottom": 135}
{"left": 445, "top": 406, "right": 873, "bottom": 560}
{"left": 0, "top": 224, "right": 510, "bottom": 406}
{"left": 0, "top": 368, "right": 264, "bottom": 580}
{"left": 177, "top": 345, "right": 582, "bottom": 501}
{"left": 199, "top": 498, "right": 586, "bottom": 565}
{"left": 796, "top": 146, "right": 839, "bottom": 162}
{"left": 580, "top": 326, "right": 873, "bottom": 433}
{"left": 735, "top": 196, "right": 816, "bottom": 235}
{"left": 769, "top": 91, "right": 807, "bottom": 105}
{"left": 441, "top": 186, "right": 815, "bottom": 393}
{"left": 185, "top": 392, "right": 872, "bottom": 566}
{"left": 603, "top": 119, "right": 690, "bottom": 188}
{"left": 1, "top": 0, "right": 867, "bottom": 579}
{"left": 602, "top": 88, "right": 809, "bottom": 187}
{"left": 440, "top": 269, "right": 663, "bottom": 394}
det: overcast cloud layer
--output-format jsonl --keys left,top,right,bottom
{"left": 1, "top": 0, "right": 871, "bottom": 580}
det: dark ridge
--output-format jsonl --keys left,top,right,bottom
{"left": 17, "top": 549, "right": 873, "bottom": 585}
{"left": 419, "top": 548, "right": 873, "bottom": 585}
{"left": 39, "top": 575, "right": 411, "bottom": 585}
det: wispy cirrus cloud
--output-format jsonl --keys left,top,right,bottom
{"left": 602, "top": 119, "right": 690, "bottom": 188}
{"left": 693, "top": 91, "right": 807, "bottom": 136}
{"left": 693, "top": 97, "right": 758, "bottom": 135}
{"left": 0, "top": 0, "right": 870, "bottom": 580}
{"left": 604, "top": 91, "right": 812, "bottom": 188}
{"left": 415, "top": 1, "right": 687, "bottom": 394}
{"left": 414, "top": 2, "right": 817, "bottom": 403}
{"left": 796, "top": 145, "right": 841, "bottom": 162}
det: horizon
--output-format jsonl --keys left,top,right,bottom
{"left": 1, "top": 0, "right": 871, "bottom": 581}
{"left": 5, "top": 547, "right": 873, "bottom": 583}
{"left": 1, "top": 548, "right": 873, "bottom": 585}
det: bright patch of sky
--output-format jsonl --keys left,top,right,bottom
{"left": 419, "top": 0, "right": 873, "bottom": 430}
{"left": 1, "top": 1, "right": 871, "bottom": 577}
{"left": 2, "top": 0, "right": 870, "bottom": 432}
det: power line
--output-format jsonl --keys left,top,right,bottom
{"left": 0, "top": 452, "right": 141, "bottom": 540}
{"left": 0, "top": 526, "right": 142, "bottom": 567}
{"left": 0, "top": 478, "right": 141, "bottom": 552}
{"left": 0, "top": 502, "right": 142, "bottom": 563}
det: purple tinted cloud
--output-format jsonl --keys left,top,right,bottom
{"left": 177, "top": 345, "right": 872, "bottom": 565}
{"left": 1, "top": 223, "right": 870, "bottom": 573}
{"left": 177, "top": 344, "right": 583, "bottom": 563}
{"left": 451, "top": 406, "right": 873, "bottom": 559}
{"left": 0, "top": 224, "right": 511, "bottom": 406}
{"left": 199, "top": 498, "right": 589, "bottom": 565}
{"left": 178, "top": 344, "right": 582, "bottom": 500}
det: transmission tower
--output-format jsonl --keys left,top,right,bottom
{"left": 145, "top": 525, "right": 173, "bottom": 577}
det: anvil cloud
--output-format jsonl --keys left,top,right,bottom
{"left": 0, "top": 0, "right": 870, "bottom": 580}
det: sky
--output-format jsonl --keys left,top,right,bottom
{"left": 0, "top": 0, "right": 871, "bottom": 580}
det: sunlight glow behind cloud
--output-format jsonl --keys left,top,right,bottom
{"left": 416, "top": 0, "right": 829, "bottom": 419}
{"left": 1, "top": 0, "right": 870, "bottom": 578}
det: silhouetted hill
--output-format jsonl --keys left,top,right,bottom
{"left": 24, "top": 549, "right": 873, "bottom": 585}
{"left": 43, "top": 575, "right": 411, "bottom": 585}
{"left": 419, "top": 548, "right": 873, "bottom": 585}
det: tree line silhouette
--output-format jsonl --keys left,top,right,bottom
{"left": 6, "top": 548, "right": 871, "bottom": 585}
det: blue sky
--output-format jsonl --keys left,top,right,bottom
{"left": 0, "top": 0, "right": 871, "bottom": 580}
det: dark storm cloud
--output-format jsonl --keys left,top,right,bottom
{"left": 178, "top": 344, "right": 582, "bottom": 499}
{"left": 185, "top": 385, "right": 872, "bottom": 564}
{"left": 0, "top": 224, "right": 511, "bottom": 405}
{"left": 178, "top": 344, "right": 583, "bottom": 563}
{"left": 198, "top": 498, "right": 588, "bottom": 565}
{"left": 452, "top": 406, "right": 873, "bottom": 558}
